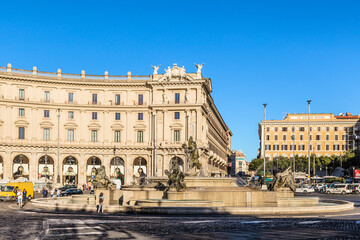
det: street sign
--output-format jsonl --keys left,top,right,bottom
{"left": 355, "top": 169, "right": 360, "bottom": 178}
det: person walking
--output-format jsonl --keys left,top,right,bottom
{"left": 97, "top": 192, "right": 104, "bottom": 213}
{"left": 50, "top": 188, "right": 55, "bottom": 198}
{"left": 42, "top": 187, "right": 48, "bottom": 198}
{"left": 56, "top": 188, "right": 61, "bottom": 197}
{"left": 17, "top": 189, "right": 23, "bottom": 209}
{"left": 22, "top": 189, "right": 27, "bottom": 206}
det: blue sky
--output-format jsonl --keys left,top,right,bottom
{"left": 1, "top": 1, "right": 359, "bottom": 161}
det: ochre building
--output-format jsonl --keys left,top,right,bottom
{"left": 259, "top": 113, "right": 360, "bottom": 160}
{"left": 0, "top": 63, "right": 232, "bottom": 185}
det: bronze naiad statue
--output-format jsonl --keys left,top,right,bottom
{"left": 182, "top": 136, "right": 202, "bottom": 175}
{"left": 93, "top": 166, "right": 116, "bottom": 190}
{"left": 269, "top": 167, "right": 296, "bottom": 192}
{"left": 164, "top": 161, "right": 186, "bottom": 196}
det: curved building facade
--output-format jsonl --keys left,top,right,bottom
{"left": 0, "top": 63, "right": 232, "bottom": 186}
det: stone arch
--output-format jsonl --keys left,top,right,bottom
{"left": 38, "top": 155, "right": 54, "bottom": 180}
{"left": 133, "top": 156, "right": 147, "bottom": 175}
{"left": 169, "top": 156, "right": 184, "bottom": 172}
{"left": 110, "top": 156, "right": 125, "bottom": 184}
{"left": 13, "top": 154, "right": 30, "bottom": 180}
{"left": 63, "top": 156, "right": 78, "bottom": 185}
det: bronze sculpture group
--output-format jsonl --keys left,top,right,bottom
{"left": 269, "top": 167, "right": 296, "bottom": 192}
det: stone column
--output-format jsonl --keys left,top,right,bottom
{"left": 29, "top": 153, "right": 37, "bottom": 181}
{"left": 163, "top": 110, "right": 168, "bottom": 142}
{"left": 4, "top": 151, "right": 12, "bottom": 179}
{"left": 78, "top": 153, "right": 86, "bottom": 186}
{"left": 125, "top": 155, "right": 132, "bottom": 185}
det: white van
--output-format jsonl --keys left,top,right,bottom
{"left": 326, "top": 184, "right": 351, "bottom": 194}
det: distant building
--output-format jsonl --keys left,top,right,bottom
{"left": 259, "top": 113, "right": 360, "bottom": 160}
{"left": 230, "top": 150, "right": 247, "bottom": 176}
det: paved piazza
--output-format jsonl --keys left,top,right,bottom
{"left": 0, "top": 194, "right": 359, "bottom": 240}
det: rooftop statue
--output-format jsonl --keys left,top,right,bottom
{"left": 93, "top": 165, "right": 116, "bottom": 190}
{"left": 159, "top": 64, "right": 188, "bottom": 82}
{"left": 151, "top": 65, "right": 160, "bottom": 74}
{"left": 269, "top": 167, "right": 296, "bottom": 192}
{"left": 182, "top": 136, "right": 202, "bottom": 176}
{"left": 195, "top": 63, "right": 204, "bottom": 73}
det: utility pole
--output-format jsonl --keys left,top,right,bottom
{"left": 292, "top": 125, "right": 295, "bottom": 173}
{"left": 57, "top": 108, "right": 61, "bottom": 184}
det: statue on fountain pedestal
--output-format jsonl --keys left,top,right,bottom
{"left": 182, "top": 136, "right": 202, "bottom": 176}
{"left": 164, "top": 160, "right": 186, "bottom": 193}
{"left": 93, "top": 165, "right": 116, "bottom": 190}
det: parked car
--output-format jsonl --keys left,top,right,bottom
{"left": 315, "top": 184, "right": 325, "bottom": 192}
{"left": 347, "top": 184, "right": 360, "bottom": 194}
{"left": 59, "top": 185, "right": 77, "bottom": 191}
{"left": 326, "top": 184, "right": 352, "bottom": 194}
{"left": 295, "top": 185, "right": 315, "bottom": 194}
{"left": 60, "top": 188, "right": 83, "bottom": 197}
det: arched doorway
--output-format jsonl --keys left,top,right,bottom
{"left": 86, "top": 156, "right": 102, "bottom": 182}
{"left": 133, "top": 157, "right": 147, "bottom": 175}
{"left": 0, "top": 156, "right": 3, "bottom": 179}
{"left": 169, "top": 156, "right": 184, "bottom": 172}
{"left": 63, "top": 156, "right": 78, "bottom": 185}
{"left": 110, "top": 157, "right": 125, "bottom": 185}
{"left": 13, "top": 154, "right": 29, "bottom": 180}
{"left": 38, "top": 155, "right": 54, "bottom": 180}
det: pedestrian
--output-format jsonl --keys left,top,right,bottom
{"left": 56, "top": 188, "right": 61, "bottom": 197}
{"left": 42, "top": 187, "right": 48, "bottom": 198}
{"left": 17, "top": 189, "right": 23, "bottom": 209}
{"left": 50, "top": 188, "right": 55, "bottom": 198}
{"left": 97, "top": 192, "right": 104, "bottom": 213}
{"left": 22, "top": 189, "right": 27, "bottom": 206}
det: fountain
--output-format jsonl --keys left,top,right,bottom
{"left": 31, "top": 140, "right": 354, "bottom": 215}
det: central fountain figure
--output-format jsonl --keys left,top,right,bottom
{"left": 182, "top": 136, "right": 202, "bottom": 176}
{"left": 93, "top": 166, "right": 116, "bottom": 189}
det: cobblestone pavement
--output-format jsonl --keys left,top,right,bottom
{"left": 1, "top": 193, "right": 360, "bottom": 240}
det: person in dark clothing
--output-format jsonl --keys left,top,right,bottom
{"left": 22, "top": 189, "right": 27, "bottom": 206}
{"left": 42, "top": 187, "right": 48, "bottom": 198}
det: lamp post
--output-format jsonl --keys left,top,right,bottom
{"left": 19, "top": 154, "right": 23, "bottom": 166}
{"left": 263, "top": 103, "right": 267, "bottom": 187}
{"left": 43, "top": 146, "right": 49, "bottom": 180}
{"left": 292, "top": 126, "right": 295, "bottom": 173}
{"left": 307, "top": 100, "right": 311, "bottom": 180}
{"left": 57, "top": 109, "right": 61, "bottom": 184}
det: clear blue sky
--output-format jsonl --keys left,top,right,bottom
{"left": 1, "top": 1, "right": 359, "bottom": 161}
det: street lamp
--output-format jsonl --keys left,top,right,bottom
{"left": 57, "top": 109, "right": 61, "bottom": 184}
{"left": 43, "top": 146, "right": 49, "bottom": 180}
{"left": 307, "top": 100, "right": 311, "bottom": 180}
{"left": 263, "top": 103, "right": 267, "bottom": 187}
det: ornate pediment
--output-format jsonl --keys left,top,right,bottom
{"left": 88, "top": 122, "right": 101, "bottom": 130}
{"left": 64, "top": 122, "right": 78, "bottom": 129}
{"left": 40, "top": 121, "right": 54, "bottom": 128}
{"left": 15, "top": 119, "right": 29, "bottom": 127}
{"left": 170, "top": 123, "right": 183, "bottom": 129}
{"left": 158, "top": 64, "right": 194, "bottom": 82}
{"left": 111, "top": 123, "right": 124, "bottom": 130}
{"left": 133, "top": 124, "right": 146, "bottom": 130}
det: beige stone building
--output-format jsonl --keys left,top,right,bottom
{"left": 259, "top": 113, "right": 360, "bottom": 160}
{"left": 0, "top": 63, "right": 232, "bottom": 186}
{"left": 230, "top": 150, "right": 247, "bottom": 176}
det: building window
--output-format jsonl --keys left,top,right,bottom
{"left": 326, "top": 144, "right": 330, "bottom": 151}
{"left": 316, "top": 134, "right": 321, "bottom": 140}
{"left": 137, "top": 131, "right": 143, "bottom": 142}
{"left": 282, "top": 144, "right": 288, "bottom": 150}
{"left": 310, "top": 145, "right": 313, "bottom": 151}
{"left": 115, "top": 94, "right": 121, "bottom": 105}
{"left": 19, "top": 127, "right": 25, "bottom": 139}
{"left": 273, "top": 144, "right": 279, "bottom": 150}
{"left": 91, "top": 130, "right": 98, "bottom": 142}
{"left": 335, "top": 135, "right": 338, "bottom": 141}
{"left": 310, "top": 134, "right": 312, "bottom": 140}
{"left": 326, "top": 135, "right": 330, "bottom": 140}
{"left": 292, "top": 127, "right": 295, "bottom": 132}
{"left": 138, "top": 94, "right": 143, "bottom": 105}
{"left": 265, "top": 144, "right": 271, "bottom": 150}
{"left": 44, "top": 110, "right": 49, "bottom": 118}
{"left": 282, "top": 127, "right": 287, "bottom": 132}
{"left": 68, "top": 93, "right": 74, "bottom": 103}
{"left": 175, "top": 93, "right": 180, "bottom": 104}
{"left": 334, "top": 127, "right": 338, "bottom": 131}
{"left": 68, "top": 111, "right": 74, "bottom": 119}
{"left": 115, "top": 113, "right": 121, "bottom": 120}
{"left": 68, "top": 129, "right": 74, "bottom": 142}
{"left": 274, "top": 135, "right": 278, "bottom": 141}
{"left": 92, "top": 94, "right": 97, "bottom": 104}
{"left": 310, "top": 127, "right": 312, "bottom": 131}
{"left": 44, "top": 91, "right": 50, "bottom": 102}
{"left": 290, "top": 144, "right": 296, "bottom": 151}
{"left": 92, "top": 112, "right": 97, "bottom": 120}
{"left": 317, "top": 145, "right": 321, "bottom": 151}
{"left": 114, "top": 130, "right": 121, "bottom": 142}
{"left": 174, "top": 112, "right": 180, "bottom": 119}
{"left": 174, "top": 130, "right": 180, "bottom": 142}
{"left": 299, "top": 127, "right": 305, "bottom": 132}
{"left": 333, "top": 144, "right": 339, "bottom": 151}
{"left": 275, "top": 127, "right": 278, "bottom": 132}
{"left": 266, "top": 135, "right": 270, "bottom": 141}
{"left": 266, "top": 127, "right": 270, "bottom": 132}
{"left": 342, "top": 134, "right": 346, "bottom": 140}
{"left": 342, "top": 144, "right": 346, "bottom": 150}
{"left": 138, "top": 113, "right": 143, "bottom": 120}
{"left": 326, "top": 127, "right": 330, "bottom": 131}
{"left": 19, "top": 108, "right": 25, "bottom": 116}
{"left": 300, "top": 135, "right": 304, "bottom": 141}
{"left": 299, "top": 144, "right": 305, "bottom": 151}
{"left": 43, "top": 128, "right": 50, "bottom": 141}
{"left": 282, "top": 135, "right": 286, "bottom": 141}
{"left": 19, "top": 89, "right": 25, "bottom": 100}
